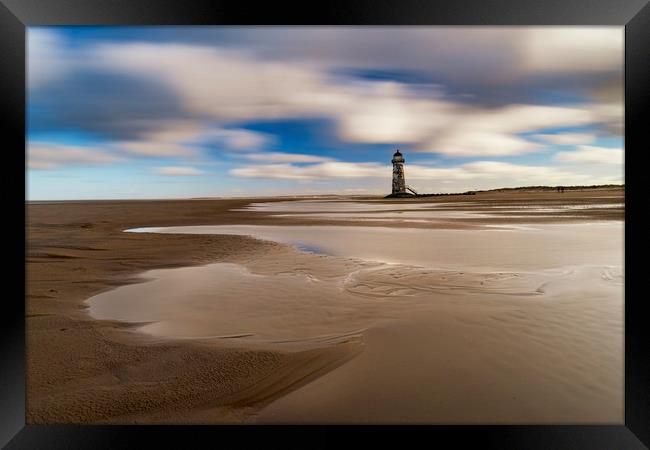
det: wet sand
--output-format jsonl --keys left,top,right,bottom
{"left": 26, "top": 188, "right": 624, "bottom": 423}
{"left": 27, "top": 198, "right": 358, "bottom": 423}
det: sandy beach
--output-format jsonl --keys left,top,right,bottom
{"left": 26, "top": 188, "right": 624, "bottom": 424}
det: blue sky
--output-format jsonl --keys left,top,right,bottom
{"left": 27, "top": 27, "right": 624, "bottom": 200}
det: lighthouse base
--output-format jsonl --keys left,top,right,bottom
{"left": 384, "top": 192, "right": 416, "bottom": 198}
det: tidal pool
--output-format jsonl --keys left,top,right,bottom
{"left": 127, "top": 222, "right": 623, "bottom": 272}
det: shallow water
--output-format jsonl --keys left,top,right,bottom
{"left": 233, "top": 200, "right": 450, "bottom": 212}
{"left": 236, "top": 200, "right": 623, "bottom": 213}
{"left": 127, "top": 222, "right": 623, "bottom": 272}
{"left": 235, "top": 200, "right": 623, "bottom": 223}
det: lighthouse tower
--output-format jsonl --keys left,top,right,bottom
{"left": 391, "top": 149, "right": 407, "bottom": 195}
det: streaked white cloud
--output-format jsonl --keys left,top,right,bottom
{"left": 91, "top": 41, "right": 619, "bottom": 157}
{"left": 420, "top": 104, "right": 597, "bottom": 156}
{"left": 231, "top": 162, "right": 386, "bottom": 180}
{"left": 209, "top": 27, "right": 622, "bottom": 84}
{"left": 532, "top": 132, "right": 596, "bottom": 145}
{"left": 231, "top": 159, "right": 599, "bottom": 187}
{"left": 28, "top": 142, "right": 123, "bottom": 170}
{"left": 154, "top": 166, "right": 207, "bottom": 176}
{"left": 521, "top": 28, "right": 623, "bottom": 74}
{"left": 589, "top": 101, "right": 624, "bottom": 135}
{"left": 242, "top": 152, "right": 333, "bottom": 163}
{"left": 139, "top": 120, "right": 204, "bottom": 143}
{"left": 94, "top": 43, "right": 325, "bottom": 122}
{"left": 425, "top": 131, "right": 542, "bottom": 157}
{"left": 190, "top": 128, "right": 274, "bottom": 151}
{"left": 108, "top": 120, "right": 203, "bottom": 158}
{"left": 112, "top": 122, "right": 272, "bottom": 157}
{"left": 554, "top": 145, "right": 623, "bottom": 165}
{"left": 28, "top": 29, "right": 77, "bottom": 89}
{"left": 115, "top": 140, "right": 199, "bottom": 157}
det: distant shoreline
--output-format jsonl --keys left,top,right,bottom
{"left": 26, "top": 184, "right": 624, "bottom": 203}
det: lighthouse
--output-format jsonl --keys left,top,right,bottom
{"left": 391, "top": 149, "right": 407, "bottom": 195}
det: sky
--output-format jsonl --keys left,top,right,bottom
{"left": 27, "top": 27, "right": 624, "bottom": 200}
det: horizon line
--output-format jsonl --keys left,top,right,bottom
{"left": 25, "top": 183, "right": 625, "bottom": 202}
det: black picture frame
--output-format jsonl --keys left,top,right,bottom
{"left": 3, "top": 0, "right": 649, "bottom": 448}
